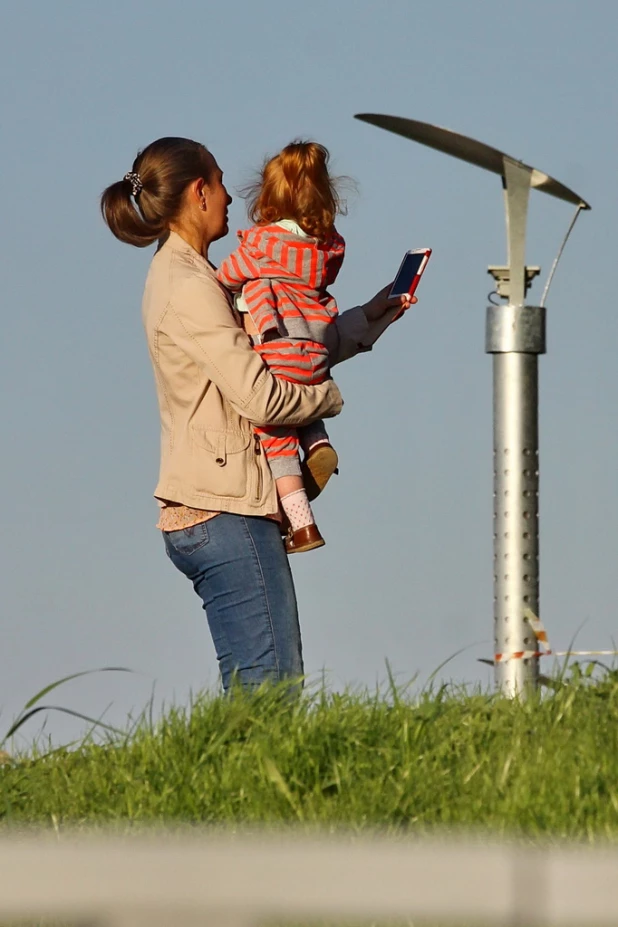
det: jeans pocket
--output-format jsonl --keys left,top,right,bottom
{"left": 164, "top": 521, "right": 210, "bottom": 557}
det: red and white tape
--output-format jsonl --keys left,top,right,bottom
{"left": 493, "top": 608, "right": 551, "bottom": 663}
{"left": 495, "top": 649, "right": 618, "bottom": 663}
{"left": 492, "top": 608, "right": 618, "bottom": 664}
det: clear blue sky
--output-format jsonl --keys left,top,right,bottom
{"left": 1, "top": 0, "right": 616, "bottom": 745}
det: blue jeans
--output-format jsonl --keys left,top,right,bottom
{"left": 163, "top": 514, "right": 303, "bottom": 690}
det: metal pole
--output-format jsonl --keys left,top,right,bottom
{"left": 486, "top": 305, "right": 545, "bottom": 696}
{"left": 353, "top": 114, "right": 590, "bottom": 696}
{"left": 483, "top": 157, "right": 545, "bottom": 698}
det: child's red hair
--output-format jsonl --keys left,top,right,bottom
{"left": 245, "top": 140, "right": 345, "bottom": 242}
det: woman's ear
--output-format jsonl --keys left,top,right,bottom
{"left": 189, "top": 178, "right": 207, "bottom": 211}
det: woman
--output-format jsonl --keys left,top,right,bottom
{"left": 101, "top": 137, "right": 412, "bottom": 691}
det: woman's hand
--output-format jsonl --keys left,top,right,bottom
{"left": 362, "top": 284, "right": 417, "bottom": 323}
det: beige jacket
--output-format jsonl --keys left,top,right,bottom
{"left": 142, "top": 231, "right": 395, "bottom": 515}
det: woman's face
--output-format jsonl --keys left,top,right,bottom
{"left": 203, "top": 153, "right": 232, "bottom": 243}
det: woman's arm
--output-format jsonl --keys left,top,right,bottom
{"left": 325, "top": 287, "right": 414, "bottom": 367}
{"left": 161, "top": 271, "right": 343, "bottom": 428}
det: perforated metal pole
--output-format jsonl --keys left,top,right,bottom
{"left": 486, "top": 159, "right": 542, "bottom": 697}
{"left": 486, "top": 307, "right": 545, "bottom": 696}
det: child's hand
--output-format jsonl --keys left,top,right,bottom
{"left": 362, "top": 284, "right": 417, "bottom": 323}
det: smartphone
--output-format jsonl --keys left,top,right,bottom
{"left": 389, "top": 248, "right": 432, "bottom": 299}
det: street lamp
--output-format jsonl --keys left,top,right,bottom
{"left": 355, "top": 114, "right": 590, "bottom": 697}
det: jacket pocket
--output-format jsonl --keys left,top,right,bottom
{"left": 190, "top": 428, "right": 252, "bottom": 498}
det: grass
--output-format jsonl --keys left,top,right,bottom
{"left": 1, "top": 664, "right": 618, "bottom": 838}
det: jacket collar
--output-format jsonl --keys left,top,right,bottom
{"left": 163, "top": 230, "right": 213, "bottom": 271}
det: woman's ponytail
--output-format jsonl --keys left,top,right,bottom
{"left": 100, "top": 178, "right": 164, "bottom": 247}
{"left": 100, "top": 137, "right": 214, "bottom": 248}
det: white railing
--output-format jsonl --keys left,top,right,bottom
{"left": 0, "top": 832, "right": 616, "bottom": 925}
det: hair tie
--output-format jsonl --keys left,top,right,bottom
{"left": 124, "top": 171, "right": 143, "bottom": 197}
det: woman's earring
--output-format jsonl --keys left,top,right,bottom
{"left": 200, "top": 199, "right": 207, "bottom": 211}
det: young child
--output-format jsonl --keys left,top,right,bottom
{"left": 217, "top": 140, "right": 346, "bottom": 554}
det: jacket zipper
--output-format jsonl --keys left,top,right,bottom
{"left": 254, "top": 433, "right": 263, "bottom": 500}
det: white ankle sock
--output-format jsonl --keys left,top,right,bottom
{"left": 306, "top": 438, "right": 331, "bottom": 454}
{"left": 281, "top": 489, "right": 315, "bottom": 532}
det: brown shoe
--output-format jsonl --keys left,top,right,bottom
{"left": 301, "top": 443, "right": 339, "bottom": 502}
{"left": 285, "top": 523, "right": 325, "bottom": 554}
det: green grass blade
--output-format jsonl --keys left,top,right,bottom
{"left": 22, "top": 667, "right": 133, "bottom": 711}
{"left": 425, "top": 640, "right": 487, "bottom": 686}
{"left": 4, "top": 705, "right": 127, "bottom": 741}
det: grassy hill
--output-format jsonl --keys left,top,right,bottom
{"left": 1, "top": 669, "right": 617, "bottom": 837}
